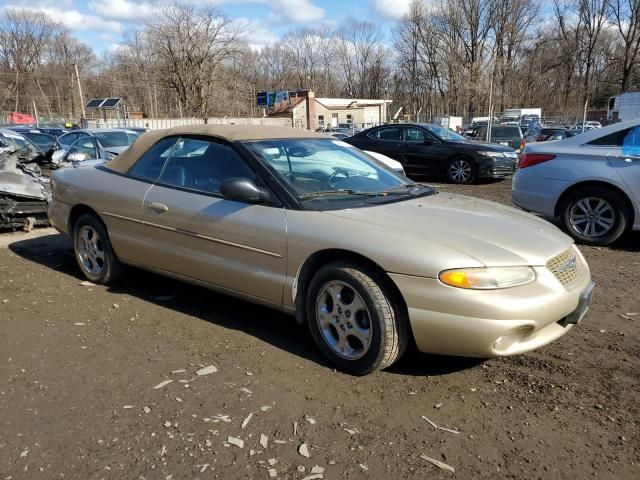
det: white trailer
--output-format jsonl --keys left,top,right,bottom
{"left": 608, "top": 92, "right": 640, "bottom": 122}
{"left": 435, "top": 116, "right": 463, "bottom": 131}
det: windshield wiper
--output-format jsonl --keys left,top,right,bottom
{"left": 379, "top": 183, "right": 427, "bottom": 195}
{"left": 298, "top": 189, "right": 379, "bottom": 200}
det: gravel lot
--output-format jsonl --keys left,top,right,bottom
{"left": 0, "top": 179, "right": 638, "bottom": 479}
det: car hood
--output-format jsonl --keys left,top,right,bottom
{"left": 323, "top": 193, "right": 572, "bottom": 267}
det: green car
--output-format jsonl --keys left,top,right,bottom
{"left": 470, "top": 124, "right": 525, "bottom": 152}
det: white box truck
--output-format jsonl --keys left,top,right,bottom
{"left": 608, "top": 92, "right": 640, "bottom": 122}
{"left": 501, "top": 108, "right": 542, "bottom": 126}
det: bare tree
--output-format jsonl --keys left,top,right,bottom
{"left": 609, "top": 0, "right": 640, "bottom": 91}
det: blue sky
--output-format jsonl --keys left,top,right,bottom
{"left": 0, "top": 0, "right": 410, "bottom": 52}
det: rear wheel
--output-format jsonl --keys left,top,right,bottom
{"left": 559, "top": 187, "right": 629, "bottom": 245}
{"left": 306, "top": 262, "right": 409, "bottom": 375}
{"left": 73, "top": 214, "right": 123, "bottom": 284}
{"left": 447, "top": 157, "right": 476, "bottom": 184}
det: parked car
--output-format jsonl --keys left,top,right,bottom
{"left": 126, "top": 127, "right": 150, "bottom": 135}
{"left": 56, "top": 128, "right": 139, "bottom": 161}
{"left": 524, "top": 126, "right": 567, "bottom": 143}
{"left": 574, "top": 121, "right": 602, "bottom": 130}
{"left": 543, "top": 129, "right": 583, "bottom": 141}
{"left": 48, "top": 125, "right": 594, "bottom": 374}
{"left": 326, "top": 132, "right": 350, "bottom": 140}
{"left": 469, "top": 124, "right": 525, "bottom": 152}
{"left": 5, "top": 127, "right": 58, "bottom": 152}
{"left": 512, "top": 119, "right": 640, "bottom": 245}
{"left": 362, "top": 150, "right": 405, "bottom": 175}
{"left": 345, "top": 123, "right": 518, "bottom": 184}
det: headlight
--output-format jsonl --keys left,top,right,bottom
{"left": 478, "top": 151, "right": 506, "bottom": 158}
{"left": 439, "top": 267, "right": 535, "bottom": 289}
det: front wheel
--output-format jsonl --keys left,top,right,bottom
{"left": 306, "top": 262, "right": 409, "bottom": 375}
{"left": 73, "top": 214, "right": 123, "bottom": 284}
{"left": 447, "top": 157, "right": 476, "bottom": 184}
{"left": 559, "top": 187, "right": 629, "bottom": 245}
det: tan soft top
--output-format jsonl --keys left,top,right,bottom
{"left": 105, "top": 124, "right": 326, "bottom": 173}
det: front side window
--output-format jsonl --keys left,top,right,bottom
{"left": 244, "top": 139, "right": 433, "bottom": 210}
{"left": 66, "top": 138, "right": 98, "bottom": 161}
{"left": 405, "top": 127, "right": 426, "bottom": 142}
{"left": 128, "top": 137, "right": 178, "bottom": 181}
{"left": 157, "top": 138, "right": 255, "bottom": 194}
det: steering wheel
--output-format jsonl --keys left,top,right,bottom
{"left": 328, "top": 168, "right": 350, "bottom": 187}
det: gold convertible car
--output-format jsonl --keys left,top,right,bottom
{"left": 48, "top": 126, "right": 595, "bottom": 374}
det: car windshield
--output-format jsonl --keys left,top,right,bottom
{"left": 0, "top": 131, "right": 44, "bottom": 159}
{"left": 244, "top": 139, "right": 433, "bottom": 210}
{"left": 94, "top": 131, "right": 135, "bottom": 148}
{"left": 423, "top": 125, "right": 466, "bottom": 142}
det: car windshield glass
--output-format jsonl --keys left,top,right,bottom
{"left": 244, "top": 139, "right": 433, "bottom": 210}
{"left": 0, "top": 131, "right": 43, "bottom": 159}
{"left": 94, "top": 131, "right": 134, "bottom": 148}
{"left": 423, "top": 125, "right": 466, "bottom": 142}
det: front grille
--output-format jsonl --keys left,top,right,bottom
{"left": 546, "top": 247, "right": 583, "bottom": 287}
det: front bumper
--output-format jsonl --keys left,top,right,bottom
{"left": 477, "top": 156, "right": 518, "bottom": 179}
{"left": 389, "top": 261, "right": 593, "bottom": 357}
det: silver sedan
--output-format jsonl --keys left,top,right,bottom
{"left": 513, "top": 119, "right": 640, "bottom": 245}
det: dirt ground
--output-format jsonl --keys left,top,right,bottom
{"left": 0, "top": 179, "right": 638, "bottom": 480}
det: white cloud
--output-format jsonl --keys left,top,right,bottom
{"left": 88, "top": 0, "right": 158, "bottom": 21}
{"left": 234, "top": 17, "right": 279, "bottom": 49}
{"left": 267, "top": 0, "right": 324, "bottom": 23}
{"left": 371, "top": 0, "right": 410, "bottom": 20}
{"left": 3, "top": 4, "right": 124, "bottom": 33}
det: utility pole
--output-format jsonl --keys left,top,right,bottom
{"left": 581, "top": 99, "right": 588, "bottom": 133}
{"left": 33, "top": 100, "right": 39, "bottom": 127}
{"left": 74, "top": 63, "right": 86, "bottom": 124}
{"left": 14, "top": 68, "right": 19, "bottom": 112}
{"left": 487, "top": 68, "right": 494, "bottom": 143}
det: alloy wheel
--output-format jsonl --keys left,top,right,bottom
{"left": 569, "top": 196, "right": 615, "bottom": 238}
{"left": 76, "top": 225, "right": 105, "bottom": 276}
{"left": 448, "top": 160, "right": 473, "bottom": 183}
{"left": 315, "top": 281, "right": 372, "bottom": 360}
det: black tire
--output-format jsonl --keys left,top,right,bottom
{"left": 73, "top": 213, "right": 124, "bottom": 284}
{"left": 559, "top": 186, "right": 629, "bottom": 245}
{"left": 306, "top": 262, "right": 409, "bottom": 375}
{"left": 447, "top": 157, "right": 477, "bottom": 184}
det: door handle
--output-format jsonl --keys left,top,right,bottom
{"left": 617, "top": 155, "right": 640, "bottom": 162}
{"left": 147, "top": 202, "right": 168, "bottom": 213}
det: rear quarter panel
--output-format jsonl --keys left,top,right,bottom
{"left": 50, "top": 166, "right": 153, "bottom": 261}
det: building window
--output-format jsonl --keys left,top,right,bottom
{"left": 318, "top": 115, "right": 324, "bottom": 126}
{"left": 346, "top": 114, "right": 353, "bottom": 124}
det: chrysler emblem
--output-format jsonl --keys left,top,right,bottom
{"left": 558, "top": 256, "right": 577, "bottom": 273}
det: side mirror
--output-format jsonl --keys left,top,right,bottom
{"left": 220, "top": 178, "right": 274, "bottom": 204}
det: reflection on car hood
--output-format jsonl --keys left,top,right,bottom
{"left": 448, "top": 140, "right": 514, "bottom": 152}
{"left": 324, "top": 193, "right": 572, "bottom": 266}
